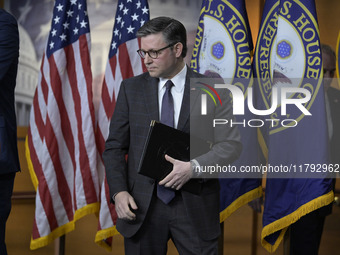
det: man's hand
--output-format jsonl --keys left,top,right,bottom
{"left": 114, "top": 191, "right": 138, "bottom": 221}
{"left": 158, "top": 154, "right": 193, "bottom": 190}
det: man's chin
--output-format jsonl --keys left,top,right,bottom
{"left": 148, "top": 71, "right": 159, "bottom": 78}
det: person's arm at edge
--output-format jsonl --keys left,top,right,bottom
{"left": 102, "top": 80, "right": 138, "bottom": 220}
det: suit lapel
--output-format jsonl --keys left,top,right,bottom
{"left": 178, "top": 68, "right": 200, "bottom": 131}
{"left": 143, "top": 75, "right": 159, "bottom": 122}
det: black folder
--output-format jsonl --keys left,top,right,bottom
{"left": 137, "top": 120, "right": 211, "bottom": 194}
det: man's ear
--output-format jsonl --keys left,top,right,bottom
{"left": 174, "top": 42, "right": 183, "bottom": 58}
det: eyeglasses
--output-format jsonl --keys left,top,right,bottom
{"left": 137, "top": 42, "right": 177, "bottom": 59}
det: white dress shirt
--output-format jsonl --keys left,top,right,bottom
{"left": 158, "top": 65, "right": 187, "bottom": 128}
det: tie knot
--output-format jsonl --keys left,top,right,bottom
{"left": 165, "top": 80, "right": 174, "bottom": 90}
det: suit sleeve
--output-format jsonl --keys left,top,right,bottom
{"left": 0, "top": 10, "right": 19, "bottom": 82}
{"left": 102, "top": 81, "right": 130, "bottom": 201}
{"left": 193, "top": 86, "right": 242, "bottom": 171}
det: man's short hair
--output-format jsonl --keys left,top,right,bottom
{"left": 137, "top": 16, "right": 188, "bottom": 58}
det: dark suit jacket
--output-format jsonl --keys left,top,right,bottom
{"left": 0, "top": 9, "right": 20, "bottom": 174}
{"left": 319, "top": 86, "right": 340, "bottom": 216}
{"left": 103, "top": 67, "right": 242, "bottom": 240}
{"left": 327, "top": 86, "right": 340, "bottom": 165}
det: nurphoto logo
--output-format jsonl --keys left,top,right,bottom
{"left": 197, "top": 79, "right": 313, "bottom": 129}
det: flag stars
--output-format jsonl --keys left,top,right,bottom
{"left": 111, "top": 41, "right": 117, "bottom": 50}
{"left": 80, "top": 20, "right": 87, "bottom": 28}
{"left": 49, "top": 41, "right": 54, "bottom": 49}
{"left": 60, "top": 33, "right": 67, "bottom": 41}
{"left": 54, "top": 16, "right": 60, "bottom": 24}
{"left": 136, "top": 1, "right": 141, "bottom": 9}
{"left": 51, "top": 29, "right": 57, "bottom": 37}
{"left": 142, "top": 6, "right": 149, "bottom": 14}
{"left": 127, "top": 25, "right": 135, "bottom": 34}
{"left": 122, "top": 7, "right": 129, "bottom": 15}
{"left": 63, "top": 22, "right": 70, "bottom": 29}
{"left": 73, "top": 27, "right": 79, "bottom": 35}
{"left": 119, "top": 2, "right": 124, "bottom": 10}
{"left": 56, "top": 3, "right": 63, "bottom": 12}
{"left": 67, "top": 10, "right": 73, "bottom": 17}
{"left": 131, "top": 13, "right": 139, "bottom": 21}
{"left": 108, "top": 0, "right": 149, "bottom": 56}
{"left": 47, "top": 0, "right": 91, "bottom": 56}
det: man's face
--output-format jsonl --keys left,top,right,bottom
{"left": 322, "top": 51, "right": 336, "bottom": 91}
{"left": 140, "top": 33, "right": 181, "bottom": 79}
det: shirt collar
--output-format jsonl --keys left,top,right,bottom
{"left": 159, "top": 65, "right": 187, "bottom": 93}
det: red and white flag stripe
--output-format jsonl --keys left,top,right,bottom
{"left": 27, "top": 33, "right": 100, "bottom": 249}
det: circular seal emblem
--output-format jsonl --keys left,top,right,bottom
{"left": 191, "top": 0, "right": 252, "bottom": 85}
{"left": 254, "top": 0, "right": 323, "bottom": 134}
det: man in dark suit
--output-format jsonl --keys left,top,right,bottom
{"left": 289, "top": 44, "right": 339, "bottom": 255}
{"left": 0, "top": 8, "right": 20, "bottom": 255}
{"left": 322, "top": 44, "right": 340, "bottom": 166}
{"left": 103, "top": 17, "right": 242, "bottom": 254}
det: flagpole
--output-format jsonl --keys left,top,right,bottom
{"left": 59, "top": 235, "right": 65, "bottom": 255}
{"left": 218, "top": 222, "right": 224, "bottom": 255}
{"left": 283, "top": 228, "right": 291, "bottom": 255}
{"left": 251, "top": 209, "right": 258, "bottom": 255}
{"left": 54, "top": 236, "right": 66, "bottom": 255}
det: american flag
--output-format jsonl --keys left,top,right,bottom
{"left": 95, "top": 0, "right": 149, "bottom": 250}
{"left": 26, "top": 0, "right": 99, "bottom": 250}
